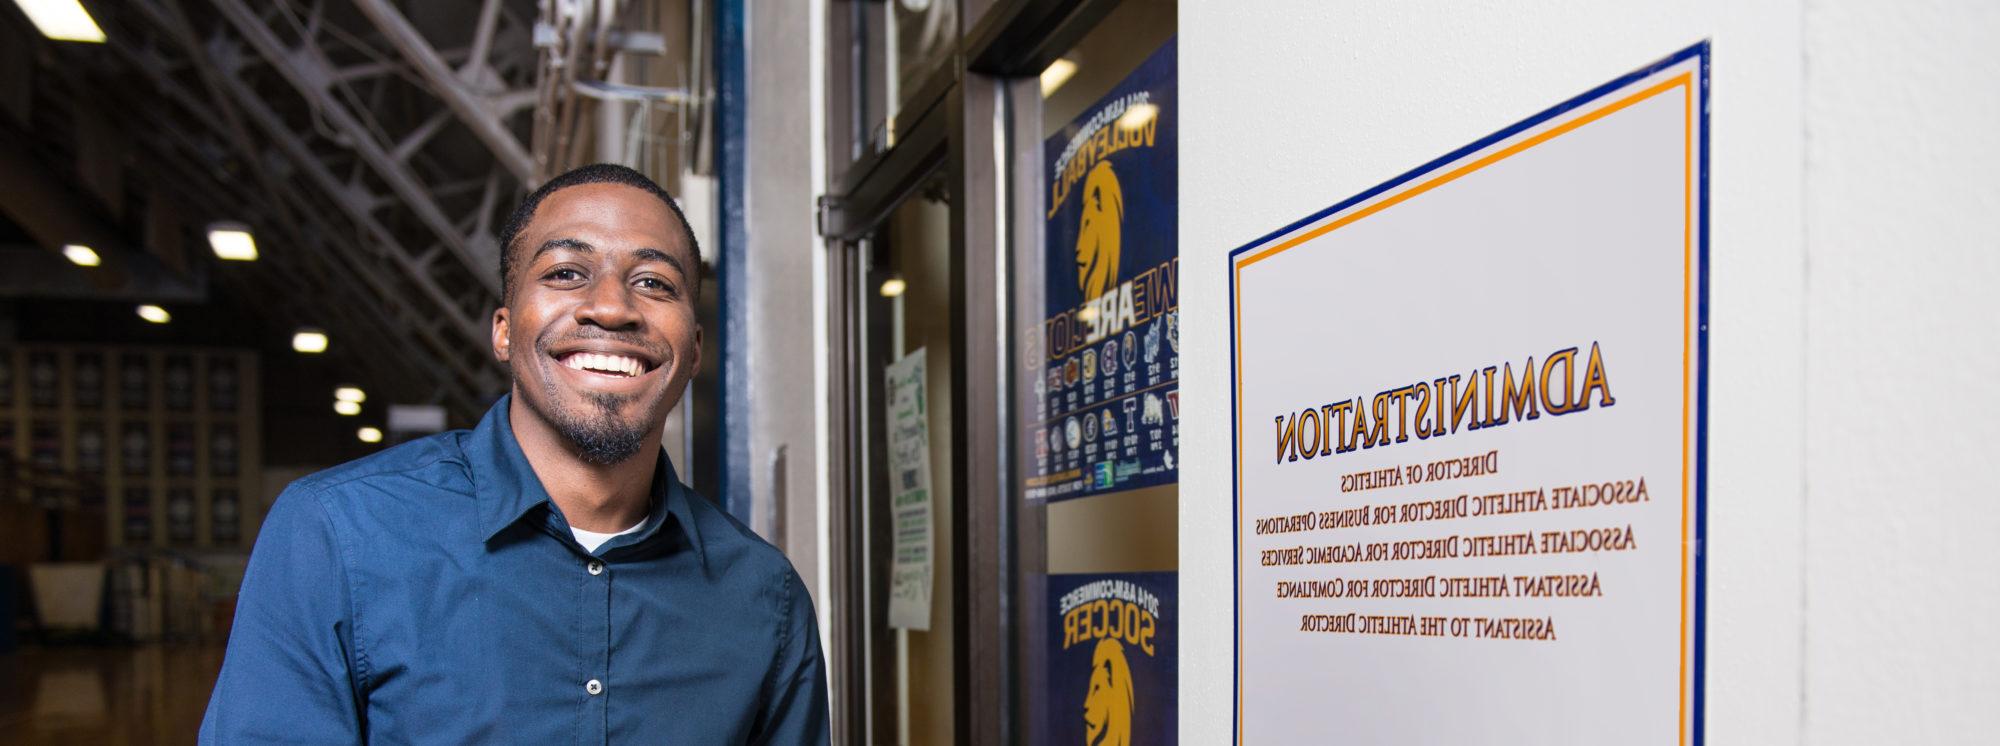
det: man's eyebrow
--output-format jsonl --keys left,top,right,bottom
{"left": 531, "top": 237, "right": 594, "bottom": 263}
{"left": 633, "top": 247, "right": 687, "bottom": 277}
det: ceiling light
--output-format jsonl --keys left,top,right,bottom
{"left": 207, "top": 222, "right": 259, "bottom": 261}
{"left": 357, "top": 427, "right": 383, "bottom": 444}
{"left": 334, "top": 400, "right": 362, "bottom": 416}
{"left": 1040, "top": 58, "right": 1078, "bottom": 98}
{"left": 335, "top": 386, "right": 366, "bottom": 403}
{"left": 136, "top": 305, "right": 171, "bottom": 324}
{"left": 292, "top": 328, "right": 329, "bottom": 353}
{"left": 1117, "top": 102, "right": 1158, "bottom": 131}
{"left": 879, "top": 276, "right": 907, "bottom": 298}
{"left": 62, "top": 244, "right": 100, "bottom": 267}
{"left": 12, "top": 0, "right": 106, "bottom": 43}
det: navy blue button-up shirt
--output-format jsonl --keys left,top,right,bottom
{"left": 201, "top": 397, "right": 828, "bottom": 744}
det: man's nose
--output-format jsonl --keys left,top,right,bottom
{"left": 574, "top": 278, "right": 642, "bottom": 330}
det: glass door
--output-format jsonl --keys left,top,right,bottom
{"left": 1006, "top": 1, "right": 1180, "bottom": 742}
{"left": 828, "top": 170, "right": 960, "bottom": 746}
{"left": 823, "top": 2, "right": 1180, "bottom": 743}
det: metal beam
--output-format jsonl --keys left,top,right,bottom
{"left": 463, "top": 0, "right": 504, "bottom": 82}
{"left": 84, "top": 71, "right": 470, "bottom": 414}
{"left": 87, "top": 39, "right": 489, "bottom": 418}
{"left": 179, "top": 43, "right": 490, "bottom": 347}
{"left": 120, "top": 4, "right": 490, "bottom": 349}
{"left": 392, "top": 109, "right": 453, "bottom": 162}
{"left": 351, "top": 0, "right": 537, "bottom": 184}
{"left": 107, "top": 13, "right": 501, "bottom": 418}
{"left": 32, "top": 0, "right": 509, "bottom": 421}
{"left": 207, "top": 0, "right": 502, "bottom": 297}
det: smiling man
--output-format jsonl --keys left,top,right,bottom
{"left": 200, "top": 164, "right": 828, "bottom": 744}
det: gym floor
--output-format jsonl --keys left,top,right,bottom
{"left": 0, "top": 645, "right": 222, "bottom": 745}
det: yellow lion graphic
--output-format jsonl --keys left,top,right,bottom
{"left": 1075, "top": 160, "right": 1124, "bottom": 301}
{"left": 1083, "top": 637, "right": 1134, "bottom": 746}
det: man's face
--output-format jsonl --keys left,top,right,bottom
{"left": 492, "top": 183, "right": 701, "bottom": 464}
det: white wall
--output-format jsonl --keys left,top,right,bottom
{"left": 1182, "top": 1, "right": 2000, "bottom": 743}
{"left": 745, "top": 0, "right": 828, "bottom": 605}
{"left": 1802, "top": 1, "right": 2000, "bottom": 742}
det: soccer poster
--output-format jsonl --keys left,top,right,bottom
{"left": 1036, "top": 571, "right": 1178, "bottom": 745}
{"left": 1024, "top": 38, "right": 1180, "bottom": 503}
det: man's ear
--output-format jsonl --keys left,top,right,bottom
{"left": 492, "top": 306, "right": 511, "bottom": 362}
{"left": 688, "top": 325, "right": 703, "bottom": 378}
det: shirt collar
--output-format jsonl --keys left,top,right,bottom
{"left": 467, "top": 395, "right": 705, "bottom": 564}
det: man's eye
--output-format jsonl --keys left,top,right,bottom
{"left": 636, "top": 277, "right": 678, "bottom": 295}
{"left": 545, "top": 268, "right": 583, "bottom": 282}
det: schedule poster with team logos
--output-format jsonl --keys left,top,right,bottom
{"left": 1024, "top": 38, "right": 1179, "bottom": 503}
{"left": 1229, "top": 45, "right": 1709, "bottom": 743}
{"left": 1033, "top": 572, "right": 1178, "bottom": 746}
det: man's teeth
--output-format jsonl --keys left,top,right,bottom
{"left": 563, "top": 353, "right": 644, "bottom": 376}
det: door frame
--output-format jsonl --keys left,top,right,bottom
{"left": 819, "top": 3, "right": 1126, "bottom": 743}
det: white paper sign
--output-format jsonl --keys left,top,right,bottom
{"left": 886, "top": 348, "right": 935, "bottom": 630}
{"left": 1230, "top": 46, "right": 1707, "bottom": 743}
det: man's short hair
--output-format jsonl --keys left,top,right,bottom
{"left": 497, "top": 163, "right": 701, "bottom": 305}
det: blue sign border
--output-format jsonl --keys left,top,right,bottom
{"left": 1225, "top": 41, "right": 1711, "bottom": 744}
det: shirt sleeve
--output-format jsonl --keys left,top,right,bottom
{"left": 200, "top": 484, "right": 366, "bottom": 744}
{"left": 751, "top": 567, "right": 831, "bottom": 746}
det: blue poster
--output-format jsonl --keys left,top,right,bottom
{"left": 1036, "top": 571, "right": 1178, "bottom": 745}
{"left": 1025, "top": 39, "right": 1179, "bottom": 502}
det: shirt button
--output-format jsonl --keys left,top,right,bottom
{"left": 587, "top": 560, "right": 605, "bottom": 575}
{"left": 586, "top": 679, "right": 603, "bottom": 696}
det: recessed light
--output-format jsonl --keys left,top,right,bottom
{"left": 12, "top": 0, "right": 106, "bottom": 43}
{"left": 62, "top": 244, "right": 100, "bottom": 266}
{"left": 293, "top": 329, "right": 329, "bottom": 354}
{"left": 334, "top": 400, "right": 361, "bottom": 416}
{"left": 879, "top": 276, "right": 907, "bottom": 298}
{"left": 208, "top": 222, "right": 259, "bottom": 261}
{"left": 335, "top": 386, "right": 366, "bottom": 403}
{"left": 1040, "top": 58, "right": 1078, "bottom": 98}
{"left": 357, "top": 427, "right": 383, "bottom": 443}
{"left": 137, "top": 305, "right": 171, "bottom": 324}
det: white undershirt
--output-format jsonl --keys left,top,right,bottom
{"left": 571, "top": 516, "right": 647, "bottom": 553}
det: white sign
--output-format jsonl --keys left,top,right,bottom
{"left": 1230, "top": 45, "right": 1707, "bottom": 743}
{"left": 387, "top": 404, "right": 448, "bottom": 434}
{"left": 886, "top": 348, "right": 935, "bottom": 630}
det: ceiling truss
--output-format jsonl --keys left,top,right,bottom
{"left": 89, "top": 0, "right": 560, "bottom": 421}
{"left": 8, "top": 0, "right": 696, "bottom": 425}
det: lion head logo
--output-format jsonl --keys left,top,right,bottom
{"left": 1082, "top": 637, "right": 1134, "bottom": 746}
{"left": 1075, "top": 160, "right": 1124, "bottom": 301}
